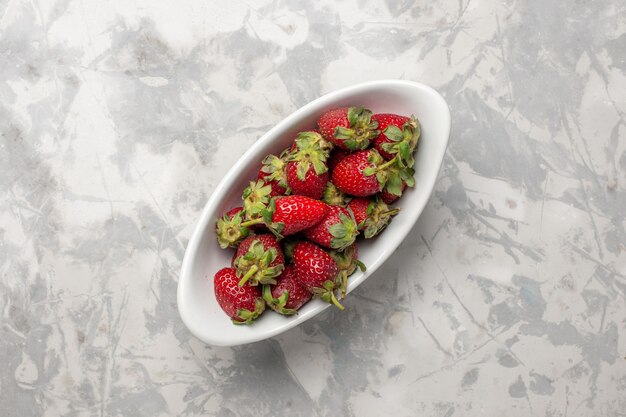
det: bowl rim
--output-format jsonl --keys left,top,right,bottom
{"left": 177, "top": 79, "right": 451, "bottom": 346}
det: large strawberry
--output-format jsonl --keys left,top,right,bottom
{"left": 215, "top": 206, "right": 250, "bottom": 248}
{"left": 348, "top": 196, "right": 399, "bottom": 238}
{"left": 329, "top": 243, "right": 366, "bottom": 299}
{"left": 372, "top": 114, "right": 420, "bottom": 165}
{"left": 318, "top": 107, "right": 380, "bottom": 151}
{"left": 272, "top": 196, "right": 328, "bottom": 235}
{"left": 234, "top": 234, "right": 285, "bottom": 286}
{"left": 258, "top": 149, "right": 290, "bottom": 197}
{"left": 263, "top": 265, "right": 312, "bottom": 315}
{"left": 243, "top": 195, "right": 328, "bottom": 236}
{"left": 331, "top": 149, "right": 397, "bottom": 196}
{"left": 214, "top": 267, "right": 265, "bottom": 324}
{"left": 285, "top": 132, "right": 331, "bottom": 199}
{"left": 303, "top": 205, "right": 358, "bottom": 250}
{"left": 293, "top": 241, "right": 343, "bottom": 309}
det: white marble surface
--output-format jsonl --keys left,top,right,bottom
{"left": 1, "top": 0, "right": 625, "bottom": 416}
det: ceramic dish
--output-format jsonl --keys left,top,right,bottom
{"left": 177, "top": 80, "right": 451, "bottom": 346}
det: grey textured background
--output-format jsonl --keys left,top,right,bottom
{"left": 1, "top": 0, "right": 625, "bottom": 416}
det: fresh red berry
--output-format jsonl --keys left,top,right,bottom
{"left": 215, "top": 206, "right": 251, "bottom": 249}
{"left": 381, "top": 181, "right": 406, "bottom": 204}
{"left": 263, "top": 265, "right": 312, "bottom": 315}
{"left": 303, "top": 205, "right": 358, "bottom": 250}
{"left": 331, "top": 149, "right": 390, "bottom": 196}
{"left": 271, "top": 196, "right": 329, "bottom": 236}
{"left": 372, "top": 114, "right": 420, "bottom": 164}
{"left": 214, "top": 267, "right": 265, "bottom": 324}
{"left": 293, "top": 241, "right": 343, "bottom": 309}
{"left": 234, "top": 234, "right": 285, "bottom": 286}
{"left": 286, "top": 162, "right": 329, "bottom": 199}
{"left": 348, "top": 196, "right": 399, "bottom": 238}
{"left": 318, "top": 107, "right": 380, "bottom": 151}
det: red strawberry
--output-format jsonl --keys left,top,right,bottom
{"left": 318, "top": 107, "right": 380, "bottom": 151}
{"left": 381, "top": 181, "right": 406, "bottom": 204}
{"left": 258, "top": 149, "right": 290, "bottom": 197}
{"left": 242, "top": 180, "right": 273, "bottom": 220}
{"left": 329, "top": 243, "right": 366, "bottom": 298}
{"left": 286, "top": 163, "right": 329, "bottom": 199}
{"left": 348, "top": 196, "right": 399, "bottom": 238}
{"left": 263, "top": 265, "right": 312, "bottom": 315}
{"left": 322, "top": 182, "right": 351, "bottom": 206}
{"left": 372, "top": 114, "right": 420, "bottom": 164}
{"left": 303, "top": 205, "right": 358, "bottom": 250}
{"left": 381, "top": 162, "right": 413, "bottom": 203}
{"left": 285, "top": 131, "right": 331, "bottom": 199}
{"left": 215, "top": 206, "right": 251, "bottom": 249}
{"left": 214, "top": 267, "right": 265, "bottom": 324}
{"left": 234, "top": 234, "right": 285, "bottom": 286}
{"left": 271, "top": 196, "right": 329, "bottom": 236}
{"left": 327, "top": 149, "right": 349, "bottom": 171}
{"left": 331, "top": 149, "right": 396, "bottom": 196}
{"left": 293, "top": 241, "right": 343, "bottom": 309}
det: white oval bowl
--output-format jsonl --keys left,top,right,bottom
{"left": 177, "top": 80, "right": 451, "bottom": 346}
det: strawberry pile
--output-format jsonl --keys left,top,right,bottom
{"left": 213, "top": 106, "right": 421, "bottom": 324}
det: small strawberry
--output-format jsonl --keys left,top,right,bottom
{"left": 242, "top": 180, "right": 273, "bottom": 221}
{"left": 322, "top": 182, "right": 351, "bottom": 206}
{"left": 348, "top": 196, "right": 399, "bottom": 238}
{"left": 303, "top": 205, "right": 359, "bottom": 250}
{"left": 381, "top": 162, "right": 414, "bottom": 202}
{"left": 285, "top": 132, "right": 331, "bottom": 199}
{"left": 214, "top": 267, "right": 265, "bottom": 324}
{"left": 327, "top": 149, "right": 349, "bottom": 171}
{"left": 263, "top": 265, "right": 312, "bottom": 315}
{"left": 215, "top": 206, "right": 250, "bottom": 248}
{"left": 331, "top": 149, "right": 397, "bottom": 196}
{"left": 381, "top": 182, "right": 406, "bottom": 204}
{"left": 318, "top": 107, "right": 380, "bottom": 151}
{"left": 234, "top": 234, "right": 285, "bottom": 286}
{"left": 293, "top": 241, "right": 343, "bottom": 309}
{"left": 258, "top": 149, "right": 290, "bottom": 197}
{"left": 330, "top": 243, "right": 366, "bottom": 299}
{"left": 372, "top": 114, "right": 420, "bottom": 165}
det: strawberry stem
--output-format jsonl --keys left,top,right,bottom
{"left": 240, "top": 218, "right": 264, "bottom": 228}
{"left": 330, "top": 291, "right": 345, "bottom": 310}
{"left": 381, "top": 208, "right": 400, "bottom": 217}
{"left": 375, "top": 157, "right": 397, "bottom": 172}
{"left": 238, "top": 265, "right": 258, "bottom": 287}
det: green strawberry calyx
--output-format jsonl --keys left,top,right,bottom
{"left": 260, "top": 149, "right": 290, "bottom": 190}
{"left": 215, "top": 210, "right": 250, "bottom": 249}
{"left": 361, "top": 197, "right": 400, "bottom": 239}
{"left": 311, "top": 280, "right": 344, "bottom": 310}
{"left": 333, "top": 107, "right": 380, "bottom": 151}
{"left": 235, "top": 240, "right": 285, "bottom": 286}
{"left": 262, "top": 285, "right": 297, "bottom": 316}
{"left": 328, "top": 210, "right": 359, "bottom": 250}
{"left": 330, "top": 244, "right": 366, "bottom": 299}
{"left": 232, "top": 298, "right": 266, "bottom": 325}
{"left": 242, "top": 180, "right": 273, "bottom": 219}
{"left": 380, "top": 116, "right": 421, "bottom": 167}
{"left": 287, "top": 132, "right": 330, "bottom": 181}
{"left": 322, "top": 182, "right": 351, "bottom": 207}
